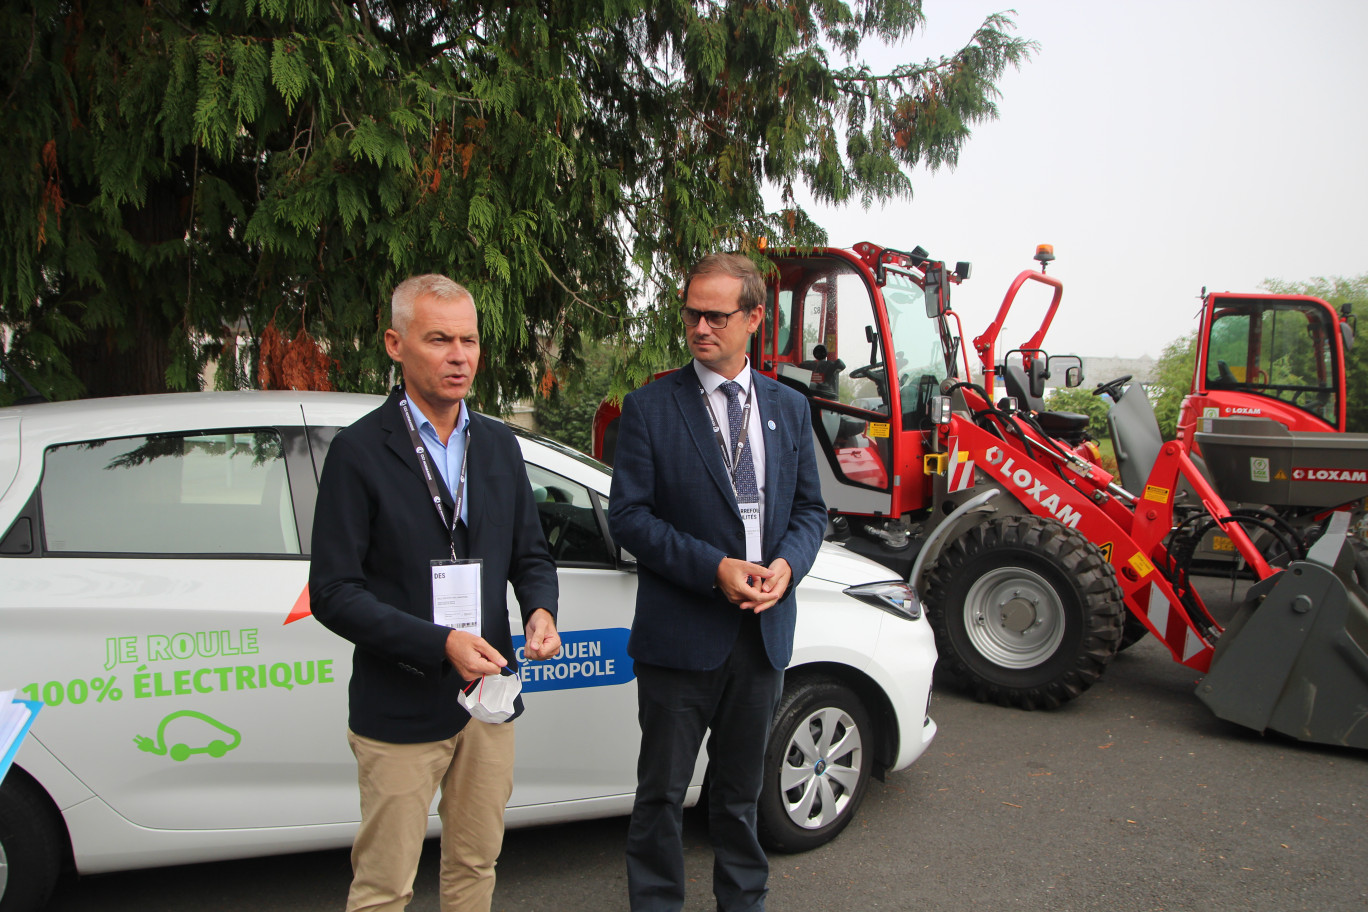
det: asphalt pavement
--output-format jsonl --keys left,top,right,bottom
{"left": 47, "top": 584, "right": 1368, "bottom": 912}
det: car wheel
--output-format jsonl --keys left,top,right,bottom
{"left": 757, "top": 679, "right": 873, "bottom": 853}
{"left": 0, "top": 774, "right": 63, "bottom": 912}
{"left": 925, "top": 514, "right": 1125, "bottom": 709}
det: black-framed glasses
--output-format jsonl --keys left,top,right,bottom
{"left": 680, "top": 306, "right": 744, "bottom": 329}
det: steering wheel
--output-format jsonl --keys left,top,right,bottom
{"left": 848, "top": 364, "right": 884, "bottom": 382}
{"left": 1093, "top": 374, "right": 1132, "bottom": 400}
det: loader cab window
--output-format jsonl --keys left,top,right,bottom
{"left": 766, "top": 290, "right": 798, "bottom": 361}
{"left": 771, "top": 257, "right": 893, "bottom": 492}
{"left": 882, "top": 269, "right": 951, "bottom": 431}
{"left": 1206, "top": 301, "right": 1338, "bottom": 422}
{"left": 785, "top": 264, "right": 889, "bottom": 415}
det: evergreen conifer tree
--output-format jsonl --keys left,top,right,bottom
{"left": 1, "top": 0, "right": 1034, "bottom": 406}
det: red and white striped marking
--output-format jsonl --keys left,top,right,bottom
{"left": 947, "top": 438, "right": 975, "bottom": 492}
{"left": 1143, "top": 582, "right": 1210, "bottom": 664}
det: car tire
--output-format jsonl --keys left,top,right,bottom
{"left": 757, "top": 678, "right": 873, "bottom": 853}
{"left": 925, "top": 514, "right": 1125, "bottom": 709}
{"left": 0, "top": 773, "right": 63, "bottom": 912}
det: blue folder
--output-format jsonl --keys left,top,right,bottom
{"left": 0, "top": 699, "right": 42, "bottom": 785}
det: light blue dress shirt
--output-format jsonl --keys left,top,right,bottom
{"left": 404, "top": 393, "right": 470, "bottom": 525}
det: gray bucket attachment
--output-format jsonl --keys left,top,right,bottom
{"left": 1194, "top": 416, "right": 1368, "bottom": 508}
{"left": 1196, "top": 512, "right": 1368, "bottom": 748}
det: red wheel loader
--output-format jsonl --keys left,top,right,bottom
{"left": 593, "top": 244, "right": 1368, "bottom": 747}
{"left": 1181, "top": 291, "right": 1356, "bottom": 439}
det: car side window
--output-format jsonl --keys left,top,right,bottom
{"left": 40, "top": 429, "right": 301, "bottom": 556}
{"left": 525, "top": 463, "right": 613, "bottom": 566}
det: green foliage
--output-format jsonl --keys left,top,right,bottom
{"left": 0, "top": 0, "right": 1034, "bottom": 407}
{"left": 1261, "top": 274, "right": 1368, "bottom": 433}
{"left": 532, "top": 339, "right": 614, "bottom": 454}
{"left": 1149, "top": 331, "right": 1198, "bottom": 439}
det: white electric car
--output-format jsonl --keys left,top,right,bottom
{"left": 0, "top": 392, "right": 937, "bottom": 911}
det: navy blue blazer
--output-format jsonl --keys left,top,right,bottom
{"left": 310, "top": 389, "right": 558, "bottom": 743}
{"left": 607, "top": 363, "right": 826, "bottom": 671}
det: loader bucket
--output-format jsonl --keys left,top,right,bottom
{"left": 1195, "top": 512, "right": 1368, "bottom": 748}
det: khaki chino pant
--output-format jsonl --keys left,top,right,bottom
{"left": 345, "top": 721, "right": 516, "bottom": 912}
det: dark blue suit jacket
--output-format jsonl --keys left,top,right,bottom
{"left": 607, "top": 363, "right": 826, "bottom": 671}
{"left": 310, "top": 389, "right": 558, "bottom": 743}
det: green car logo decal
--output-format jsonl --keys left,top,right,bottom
{"left": 134, "top": 710, "right": 242, "bottom": 762}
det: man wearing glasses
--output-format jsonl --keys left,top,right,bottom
{"left": 608, "top": 253, "right": 826, "bottom": 912}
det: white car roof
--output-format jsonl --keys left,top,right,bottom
{"left": 0, "top": 391, "right": 384, "bottom": 442}
{"left": 0, "top": 390, "right": 613, "bottom": 502}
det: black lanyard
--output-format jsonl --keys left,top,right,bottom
{"left": 698, "top": 373, "right": 755, "bottom": 497}
{"left": 398, "top": 395, "right": 470, "bottom": 561}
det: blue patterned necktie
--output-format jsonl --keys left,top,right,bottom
{"left": 720, "top": 380, "right": 758, "bottom": 503}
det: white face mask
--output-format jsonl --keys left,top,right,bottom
{"left": 458, "top": 669, "right": 522, "bottom": 724}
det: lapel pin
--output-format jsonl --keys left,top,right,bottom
{"left": 767, "top": 420, "right": 776, "bottom": 430}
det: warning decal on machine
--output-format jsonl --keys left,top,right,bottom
{"left": 1143, "top": 484, "right": 1171, "bottom": 503}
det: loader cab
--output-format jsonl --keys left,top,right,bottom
{"left": 761, "top": 245, "right": 959, "bottom": 519}
{"left": 1180, "top": 293, "right": 1349, "bottom": 447}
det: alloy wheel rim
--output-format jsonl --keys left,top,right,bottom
{"left": 779, "top": 706, "right": 863, "bottom": 830}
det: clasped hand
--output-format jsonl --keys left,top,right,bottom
{"left": 715, "top": 557, "right": 792, "bottom": 613}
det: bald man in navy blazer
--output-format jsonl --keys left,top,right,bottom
{"left": 608, "top": 253, "right": 826, "bottom": 912}
{"left": 311, "top": 275, "right": 560, "bottom": 912}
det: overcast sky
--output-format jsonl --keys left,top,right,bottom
{"left": 792, "top": 0, "right": 1368, "bottom": 361}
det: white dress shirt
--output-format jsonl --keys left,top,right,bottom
{"left": 693, "top": 359, "right": 767, "bottom": 559}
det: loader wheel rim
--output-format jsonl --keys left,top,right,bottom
{"left": 962, "top": 565, "right": 1067, "bottom": 669}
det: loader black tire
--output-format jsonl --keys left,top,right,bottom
{"left": 1119, "top": 612, "right": 1150, "bottom": 651}
{"left": 1351, "top": 539, "right": 1368, "bottom": 590}
{"left": 925, "top": 515, "right": 1125, "bottom": 710}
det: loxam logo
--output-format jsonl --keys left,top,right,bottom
{"left": 1293, "top": 467, "right": 1368, "bottom": 483}
{"left": 982, "top": 447, "right": 1083, "bottom": 529}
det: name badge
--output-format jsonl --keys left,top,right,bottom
{"left": 432, "top": 559, "right": 482, "bottom": 636}
{"left": 739, "top": 501, "right": 762, "bottom": 562}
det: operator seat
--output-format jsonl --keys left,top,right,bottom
{"left": 1001, "top": 361, "right": 1090, "bottom": 445}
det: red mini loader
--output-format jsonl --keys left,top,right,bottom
{"left": 594, "top": 244, "right": 1368, "bottom": 747}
